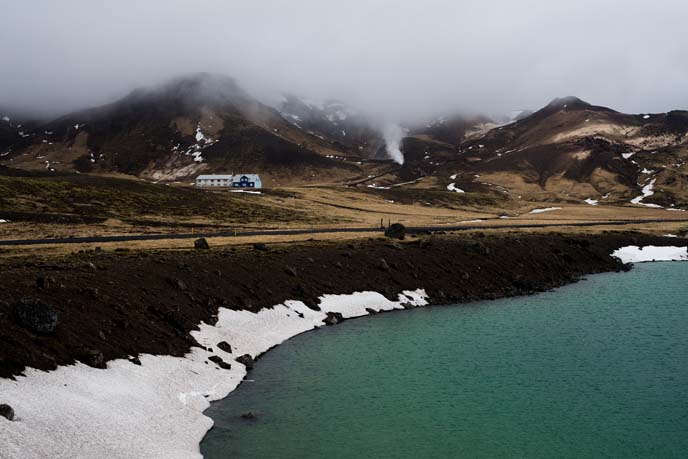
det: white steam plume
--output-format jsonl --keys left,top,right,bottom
{"left": 382, "top": 123, "right": 406, "bottom": 165}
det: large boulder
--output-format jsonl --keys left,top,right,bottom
{"left": 384, "top": 223, "right": 406, "bottom": 240}
{"left": 13, "top": 298, "right": 59, "bottom": 334}
{"left": 236, "top": 354, "right": 254, "bottom": 370}
{"left": 194, "top": 238, "right": 210, "bottom": 250}
{"left": 0, "top": 404, "right": 14, "bottom": 421}
{"left": 323, "top": 312, "right": 344, "bottom": 326}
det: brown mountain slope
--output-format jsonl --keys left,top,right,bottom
{"left": 0, "top": 74, "right": 367, "bottom": 185}
{"left": 436, "top": 97, "right": 688, "bottom": 208}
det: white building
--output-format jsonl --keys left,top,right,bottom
{"left": 195, "top": 174, "right": 262, "bottom": 189}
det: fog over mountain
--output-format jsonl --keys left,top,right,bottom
{"left": 1, "top": 0, "right": 687, "bottom": 121}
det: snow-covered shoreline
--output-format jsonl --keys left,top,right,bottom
{"left": 612, "top": 245, "right": 688, "bottom": 263}
{"left": 0, "top": 289, "right": 428, "bottom": 459}
{"left": 3, "top": 242, "right": 687, "bottom": 458}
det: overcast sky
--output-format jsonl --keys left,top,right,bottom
{"left": 1, "top": 0, "right": 687, "bottom": 120}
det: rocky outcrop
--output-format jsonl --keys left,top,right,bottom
{"left": 0, "top": 233, "right": 682, "bottom": 379}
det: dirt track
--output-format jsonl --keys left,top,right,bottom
{"left": 1, "top": 218, "right": 687, "bottom": 246}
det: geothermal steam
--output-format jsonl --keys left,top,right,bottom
{"left": 383, "top": 123, "right": 405, "bottom": 165}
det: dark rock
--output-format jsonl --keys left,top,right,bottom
{"left": 217, "top": 341, "right": 232, "bottom": 354}
{"left": 384, "top": 223, "right": 406, "bottom": 240}
{"left": 129, "top": 356, "right": 142, "bottom": 366}
{"left": 285, "top": 266, "right": 298, "bottom": 277}
{"left": 13, "top": 298, "right": 59, "bottom": 334}
{"left": 323, "top": 312, "right": 344, "bottom": 326}
{"left": 172, "top": 278, "right": 187, "bottom": 291}
{"left": 82, "top": 349, "right": 105, "bottom": 369}
{"left": 208, "top": 355, "right": 232, "bottom": 370}
{"left": 0, "top": 404, "right": 14, "bottom": 421}
{"left": 419, "top": 239, "right": 432, "bottom": 249}
{"left": 98, "top": 330, "right": 106, "bottom": 341}
{"left": 236, "top": 354, "right": 254, "bottom": 370}
{"left": 240, "top": 411, "right": 257, "bottom": 420}
{"left": 253, "top": 243, "right": 268, "bottom": 251}
{"left": 35, "top": 276, "right": 48, "bottom": 290}
{"left": 386, "top": 241, "right": 403, "bottom": 250}
{"left": 194, "top": 238, "right": 210, "bottom": 250}
{"left": 379, "top": 258, "right": 391, "bottom": 272}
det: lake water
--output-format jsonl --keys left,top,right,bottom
{"left": 201, "top": 263, "right": 688, "bottom": 459}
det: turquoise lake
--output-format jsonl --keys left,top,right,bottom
{"left": 201, "top": 263, "right": 688, "bottom": 458}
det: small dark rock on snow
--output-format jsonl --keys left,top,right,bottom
{"left": 0, "top": 404, "right": 14, "bottom": 421}
{"left": 13, "top": 298, "right": 59, "bottom": 334}
{"left": 384, "top": 223, "right": 406, "bottom": 240}
{"left": 323, "top": 311, "right": 344, "bottom": 326}
{"left": 236, "top": 354, "right": 254, "bottom": 370}
{"left": 217, "top": 341, "right": 232, "bottom": 354}
{"left": 208, "top": 355, "right": 232, "bottom": 370}
{"left": 194, "top": 238, "right": 210, "bottom": 250}
{"left": 82, "top": 349, "right": 106, "bottom": 369}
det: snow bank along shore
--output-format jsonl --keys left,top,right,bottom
{"left": 0, "top": 290, "right": 428, "bottom": 459}
{"left": 612, "top": 245, "right": 688, "bottom": 263}
{"left": 2, "top": 239, "right": 687, "bottom": 458}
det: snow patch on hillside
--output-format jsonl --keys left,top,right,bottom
{"left": 631, "top": 178, "right": 662, "bottom": 208}
{"left": 183, "top": 123, "right": 218, "bottom": 163}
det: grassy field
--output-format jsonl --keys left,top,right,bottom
{"left": 1, "top": 172, "right": 687, "bottom": 255}
{"left": 0, "top": 174, "right": 323, "bottom": 226}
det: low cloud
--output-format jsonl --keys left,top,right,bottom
{"left": 1, "top": 0, "right": 687, "bottom": 120}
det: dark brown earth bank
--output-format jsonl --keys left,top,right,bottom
{"left": 0, "top": 232, "right": 684, "bottom": 379}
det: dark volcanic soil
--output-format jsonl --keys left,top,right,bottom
{"left": 0, "top": 232, "right": 683, "bottom": 379}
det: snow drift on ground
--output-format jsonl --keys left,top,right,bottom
{"left": 611, "top": 245, "right": 688, "bottom": 263}
{"left": 529, "top": 207, "right": 562, "bottom": 214}
{"left": 0, "top": 289, "right": 428, "bottom": 459}
{"left": 446, "top": 183, "right": 464, "bottom": 193}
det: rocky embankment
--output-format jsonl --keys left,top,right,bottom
{"left": 0, "top": 232, "right": 683, "bottom": 379}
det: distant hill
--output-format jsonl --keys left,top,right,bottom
{"left": 444, "top": 97, "right": 688, "bottom": 208}
{"left": 0, "top": 74, "right": 369, "bottom": 185}
{"left": 3, "top": 80, "right": 687, "bottom": 208}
